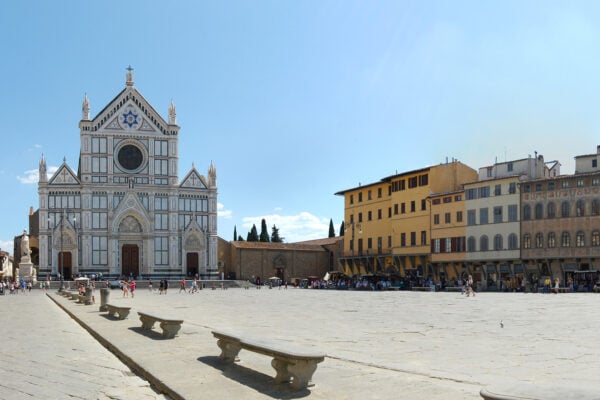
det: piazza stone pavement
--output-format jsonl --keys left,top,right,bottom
{"left": 1, "top": 285, "right": 599, "bottom": 399}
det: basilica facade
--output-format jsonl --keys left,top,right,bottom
{"left": 37, "top": 69, "right": 218, "bottom": 279}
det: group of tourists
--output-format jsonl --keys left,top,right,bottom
{"left": 120, "top": 279, "right": 136, "bottom": 298}
{"left": 179, "top": 278, "right": 201, "bottom": 293}
{"left": 0, "top": 279, "right": 33, "bottom": 294}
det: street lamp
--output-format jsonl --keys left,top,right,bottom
{"left": 59, "top": 211, "right": 65, "bottom": 290}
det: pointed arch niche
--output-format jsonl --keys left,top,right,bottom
{"left": 183, "top": 224, "right": 206, "bottom": 278}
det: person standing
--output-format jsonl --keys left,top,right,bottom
{"left": 179, "top": 278, "right": 186, "bottom": 293}
{"left": 130, "top": 280, "right": 136, "bottom": 298}
{"left": 122, "top": 281, "right": 129, "bottom": 298}
{"left": 466, "top": 275, "right": 476, "bottom": 297}
{"left": 148, "top": 279, "right": 153, "bottom": 292}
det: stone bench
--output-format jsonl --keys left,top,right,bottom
{"left": 480, "top": 382, "right": 598, "bottom": 400}
{"left": 138, "top": 312, "right": 183, "bottom": 339}
{"left": 105, "top": 304, "right": 131, "bottom": 320}
{"left": 212, "top": 330, "right": 325, "bottom": 390}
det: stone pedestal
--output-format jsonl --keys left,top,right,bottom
{"left": 18, "top": 262, "right": 36, "bottom": 283}
{"left": 99, "top": 288, "right": 110, "bottom": 311}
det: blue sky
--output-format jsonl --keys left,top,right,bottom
{"left": 1, "top": 1, "right": 599, "bottom": 255}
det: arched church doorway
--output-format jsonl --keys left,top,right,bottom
{"left": 59, "top": 251, "right": 72, "bottom": 280}
{"left": 122, "top": 244, "right": 139, "bottom": 278}
{"left": 187, "top": 252, "right": 199, "bottom": 277}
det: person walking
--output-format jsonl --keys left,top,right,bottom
{"left": 122, "top": 281, "right": 129, "bottom": 298}
{"left": 179, "top": 278, "right": 186, "bottom": 293}
{"left": 552, "top": 277, "right": 560, "bottom": 294}
{"left": 130, "top": 280, "right": 136, "bottom": 298}
{"left": 466, "top": 275, "right": 476, "bottom": 297}
{"left": 148, "top": 279, "right": 153, "bottom": 292}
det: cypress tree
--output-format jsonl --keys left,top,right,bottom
{"left": 233, "top": 226, "right": 237, "bottom": 241}
{"left": 339, "top": 221, "right": 345, "bottom": 237}
{"left": 259, "top": 218, "right": 270, "bottom": 242}
{"left": 247, "top": 224, "right": 259, "bottom": 242}
{"left": 328, "top": 219, "right": 335, "bottom": 238}
{"left": 271, "top": 225, "right": 284, "bottom": 243}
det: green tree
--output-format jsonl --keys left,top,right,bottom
{"left": 259, "top": 218, "right": 270, "bottom": 242}
{"left": 328, "top": 219, "right": 335, "bottom": 238}
{"left": 233, "top": 225, "right": 237, "bottom": 241}
{"left": 271, "top": 225, "right": 284, "bottom": 243}
{"left": 237, "top": 235, "right": 244, "bottom": 241}
{"left": 339, "top": 221, "right": 345, "bottom": 237}
{"left": 247, "top": 224, "right": 259, "bottom": 241}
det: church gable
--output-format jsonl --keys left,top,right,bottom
{"left": 180, "top": 169, "right": 208, "bottom": 189}
{"left": 48, "top": 163, "right": 80, "bottom": 185}
{"left": 90, "top": 87, "right": 176, "bottom": 136}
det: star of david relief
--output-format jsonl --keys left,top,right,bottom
{"left": 122, "top": 110, "right": 139, "bottom": 128}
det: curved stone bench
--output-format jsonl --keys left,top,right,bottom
{"left": 212, "top": 330, "right": 325, "bottom": 390}
{"left": 138, "top": 312, "right": 183, "bottom": 339}
{"left": 105, "top": 304, "right": 131, "bottom": 320}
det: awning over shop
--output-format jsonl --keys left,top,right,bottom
{"left": 486, "top": 264, "right": 497, "bottom": 273}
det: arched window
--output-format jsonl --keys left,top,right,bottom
{"left": 592, "top": 231, "right": 600, "bottom": 246}
{"left": 576, "top": 231, "right": 585, "bottom": 247}
{"left": 494, "top": 234, "right": 503, "bottom": 250}
{"left": 548, "top": 232, "right": 556, "bottom": 248}
{"left": 547, "top": 202, "right": 556, "bottom": 218}
{"left": 561, "top": 231, "right": 570, "bottom": 247}
{"left": 523, "top": 205, "right": 531, "bottom": 220}
{"left": 508, "top": 233, "right": 518, "bottom": 250}
{"left": 480, "top": 235, "right": 489, "bottom": 251}
{"left": 535, "top": 203, "right": 543, "bottom": 219}
{"left": 561, "top": 201, "right": 570, "bottom": 217}
{"left": 576, "top": 200, "right": 585, "bottom": 217}
{"left": 592, "top": 200, "right": 600, "bottom": 216}
{"left": 467, "top": 236, "right": 476, "bottom": 252}
{"left": 523, "top": 234, "right": 531, "bottom": 249}
{"left": 535, "top": 232, "right": 543, "bottom": 248}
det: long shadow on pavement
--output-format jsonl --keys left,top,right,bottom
{"left": 128, "top": 326, "right": 168, "bottom": 340}
{"left": 198, "top": 356, "right": 311, "bottom": 399}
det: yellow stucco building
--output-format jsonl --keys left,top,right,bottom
{"left": 336, "top": 161, "right": 477, "bottom": 279}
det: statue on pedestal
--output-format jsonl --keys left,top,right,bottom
{"left": 21, "top": 230, "right": 31, "bottom": 263}
{"left": 18, "top": 229, "right": 36, "bottom": 283}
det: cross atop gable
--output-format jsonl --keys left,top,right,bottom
{"left": 181, "top": 169, "right": 207, "bottom": 189}
{"left": 49, "top": 163, "right": 80, "bottom": 185}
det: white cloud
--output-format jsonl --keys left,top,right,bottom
{"left": 17, "top": 166, "right": 58, "bottom": 184}
{"left": 217, "top": 202, "right": 232, "bottom": 219}
{"left": 241, "top": 211, "right": 329, "bottom": 243}
{"left": 0, "top": 240, "right": 13, "bottom": 255}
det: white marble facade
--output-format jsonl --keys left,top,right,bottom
{"left": 37, "top": 68, "right": 218, "bottom": 279}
